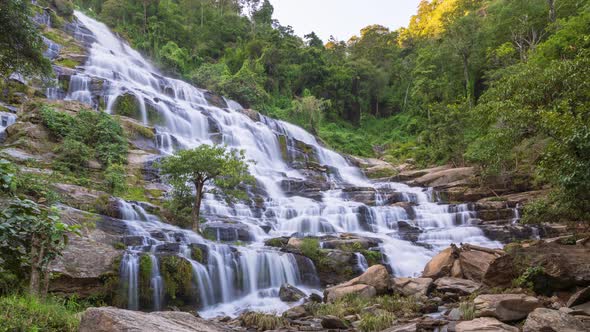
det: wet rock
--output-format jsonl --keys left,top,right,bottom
{"left": 474, "top": 294, "right": 542, "bottom": 322}
{"left": 523, "top": 308, "right": 587, "bottom": 332}
{"left": 397, "top": 221, "right": 422, "bottom": 243}
{"left": 321, "top": 315, "right": 348, "bottom": 329}
{"left": 201, "top": 222, "right": 251, "bottom": 242}
{"left": 321, "top": 235, "right": 381, "bottom": 250}
{"left": 279, "top": 283, "right": 306, "bottom": 302}
{"left": 455, "top": 317, "right": 518, "bottom": 332}
{"left": 203, "top": 90, "right": 228, "bottom": 109}
{"left": 391, "top": 277, "right": 433, "bottom": 299}
{"left": 292, "top": 254, "right": 321, "bottom": 287}
{"left": 79, "top": 307, "right": 227, "bottom": 332}
{"left": 308, "top": 293, "right": 323, "bottom": 303}
{"left": 434, "top": 277, "right": 480, "bottom": 295}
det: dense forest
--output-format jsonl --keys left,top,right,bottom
{"left": 72, "top": 0, "right": 590, "bottom": 223}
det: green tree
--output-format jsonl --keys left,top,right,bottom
{"left": 0, "top": 198, "right": 79, "bottom": 296}
{"left": 290, "top": 90, "right": 330, "bottom": 134}
{"left": 158, "top": 145, "right": 254, "bottom": 233}
{"left": 0, "top": 0, "right": 52, "bottom": 78}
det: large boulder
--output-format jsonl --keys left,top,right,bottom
{"left": 321, "top": 315, "right": 348, "bottom": 329}
{"left": 474, "top": 294, "right": 542, "bottom": 322}
{"left": 78, "top": 307, "right": 227, "bottom": 332}
{"left": 455, "top": 318, "right": 518, "bottom": 332}
{"left": 279, "top": 283, "right": 306, "bottom": 302}
{"left": 459, "top": 247, "right": 497, "bottom": 282}
{"left": 422, "top": 246, "right": 459, "bottom": 279}
{"left": 324, "top": 283, "right": 377, "bottom": 303}
{"left": 391, "top": 277, "right": 433, "bottom": 299}
{"left": 434, "top": 277, "right": 480, "bottom": 295}
{"left": 324, "top": 265, "right": 390, "bottom": 302}
{"left": 508, "top": 242, "right": 590, "bottom": 294}
{"left": 523, "top": 308, "right": 587, "bottom": 332}
{"left": 411, "top": 167, "right": 474, "bottom": 188}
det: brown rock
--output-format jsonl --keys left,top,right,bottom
{"left": 79, "top": 307, "right": 227, "bottom": 332}
{"left": 434, "top": 277, "right": 480, "bottom": 295}
{"left": 455, "top": 317, "right": 518, "bottom": 332}
{"left": 523, "top": 308, "right": 587, "bottom": 332}
{"left": 324, "top": 284, "right": 377, "bottom": 303}
{"left": 422, "top": 246, "right": 459, "bottom": 279}
{"left": 391, "top": 277, "right": 433, "bottom": 299}
{"left": 567, "top": 286, "right": 590, "bottom": 308}
{"left": 474, "top": 294, "right": 542, "bottom": 322}
{"left": 459, "top": 249, "right": 496, "bottom": 282}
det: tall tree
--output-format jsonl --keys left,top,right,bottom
{"left": 158, "top": 145, "right": 254, "bottom": 234}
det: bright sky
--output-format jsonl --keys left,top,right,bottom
{"left": 270, "top": 0, "right": 423, "bottom": 42}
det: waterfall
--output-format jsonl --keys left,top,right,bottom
{"left": 54, "top": 11, "right": 504, "bottom": 317}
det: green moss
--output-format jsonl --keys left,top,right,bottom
{"left": 360, "top": 250, "right": 383, "bottom": 266}
{"left": 138, "top": 255, "right": 153, "bottom": 307}
{"left": 55, "top": 58, "right": 79, "bottom": 69}
{"left": 0, "top": 295, "right": 80, "bottom": 332}
{"left": 122, "top": 187, "right": 149, "bottom": 202}
{"left": 264, "top": 238, "right": 284, "bottom": 248}
{"left": 278, "top": 135, "right": 288, "bottom": 161}
{"left": 113, "top": 242, "right": 126, "bottom": 250}
{"left": 159, "top": 256, "right": 196, "bottom": 304}
{"left": 191, "top": 247, "right": 203, "bottom": 263}
{"left": 113, "top": 94, "right": 142, "bottom": 120}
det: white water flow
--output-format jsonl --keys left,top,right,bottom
{"left": 63, "top": 11, "right": 501, "bottom": 317}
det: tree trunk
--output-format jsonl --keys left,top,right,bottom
{"left": 462, "top": 52, "right": 472, "bottom": 108}
{"left": 192, "top": 180, "right": 204, "bottom": 234}
{"left": 41, "top": 267, "right": 51, "bottom": 298}
{"left": 547, "top": 0, "right": 556, "bottom": 23}
{"left": 29, "top": 235, "right": 44, "bottom": 296}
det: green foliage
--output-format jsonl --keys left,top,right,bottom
{"left": 52, "top": 0, "right": 74, "bottom": 17}
{"left": 360, "top": 250, "right": 382, "bottom": 267}
{"left": 159, "top": 256, "right": 195, "bottom": 303}
{"left": 159, "top": 145, "right": 254, "bottom": 232}
{"left": 0, "top": 159, "right": 17, "bottom": 194}
{"left": 112, "top": 94, "right": 141, "bottom": 118}
{"left": 240, "top": 311, "right": 289, "bottom": 331}
{"left": 0, "top": 294, "right": 80, "bottom": 332}
{"left": 459, "top": 301, "right": 476, "bottom": 320}
{"left": 358, "top": 312, "right": 396, "bottom": 332}
{"left": 0, "top": 198, "right": 79, "bottom": 295}
{"left": 0, "top": 0, "right": 52, "bottom": 79}
{"left": 299, "top": 238, "right": 321, "bottom": 262}
{"left": 514, "top": 266, "right": 545, "bottom": 291}
{"left": 104, "top": 164, "right": 127, "bottom": 195}
{"left": 39, "top": 106, "right": 128, "bottom": 169}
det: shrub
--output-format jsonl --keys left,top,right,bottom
{"left": 39, "top": 105, "right": 75, "bottom": 139}
{"left": 240, "top": 312, "right": 289, "bottom": 331}
{"left": 300, "top": 238, "right": 321, "bottom": 261}
{"left": 459, "top": 301, "right": 476, "bottom": 320}
{"left": 0, "top": 295, "right": 79, "bottom": 332}
{"left": 358, "top": 312, "right": 395, "bottom": 332}
{"left": 104, "top": 163, "right": 127, "bottom": 195}
{"left": 55, "top": 137, "right": 92, "bottom": 171}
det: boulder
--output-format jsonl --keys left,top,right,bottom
{"left": 279, "top": 283, "right": 306, "bottom": 302}
{"left": 455, "top": 317, "right": 518, "bottom": 332}
{"left": 422, "top": 246, "right": 459, "bottom": 279}
{"left": 324, "top": 284, "right": 377, "bottom": 303}
{"left": 201, "top": 222, "right": 251, "bottom": 242}
{"left": 459, "top": 248, "right": 497, "bottom": 282}
{"left": 323, "top": 265, "right": 390, "bottom": 302}
{"left": 321, "top": 315, "right": 348, "bottom": 329}
{"left": 397, "top": 221, "right": 422, "bottom": 243}
{"left": 434, "top": 277, "right": 480, "bottom": 295}
{"left": 523, "top": 308, "right": 587, "bottom": 332}
{"left": 481, "top": 254, "right": 517, "bottom": 288}
{"left": 508, "top": 242, "right": 590, "bottom": 293}
{"left": 411, "top": 167, "right": 474, "bottom": 188}
{"left": 395, "top": 165, "right": 451, "bottom": 182}
{"left": 567, "top": 286, "right": 590, "bottom": 308}
{"left": 283, "top": 305, "right": 308, "bottom": 320}
{"left": 78, "top": 307, "right": 227, "bottom": 332}
{"left": 391, "top": 277, "right": 433, "bottom": 299}
{"left": 474, "top": 294, "right": 542, "bottom": 322}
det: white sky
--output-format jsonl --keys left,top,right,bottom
{"left": 270, "top": 0, "right": 423, "bottom": 42}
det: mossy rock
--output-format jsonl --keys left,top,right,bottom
{"left": 278, "top": 135, "right": 288, "bottom": 161}
{"left": 159, "top": 255, "right": 198, "bottom": 306}
{"left": 113, "top": 94, "right": 142, "bottom": 120}
{"left": 146, "top": 102, "right": 167, "bottom": 126}
{"left": 138, "top": 254, "right": 153, "bottom": 307}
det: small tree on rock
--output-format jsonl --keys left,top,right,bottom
{"left": 158, "top": 145, "right": 254, "bottom": 234}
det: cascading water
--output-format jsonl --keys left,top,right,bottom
{"left": 56, "top": 11, "right": 503, "bottom": 317}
